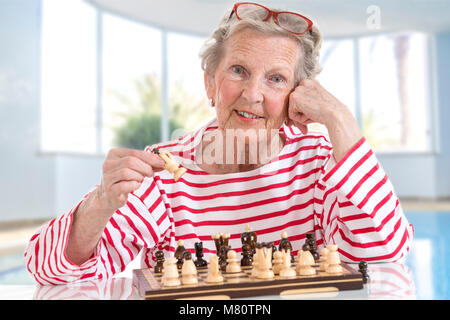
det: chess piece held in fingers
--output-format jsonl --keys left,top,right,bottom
{"left": 152, "top": 148, "right": 187, "bottom": 181}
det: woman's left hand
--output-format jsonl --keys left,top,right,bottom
{"left": 287, "top": 79, "right": 346, "bottom": 133}
{"left": 287, "top": 78, "right": 363, "bottom": 162}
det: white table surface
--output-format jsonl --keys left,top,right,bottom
{"left": 0, "top": 262, "right": 416, "bottom": 300}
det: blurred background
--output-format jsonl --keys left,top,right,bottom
{"left": 0, "top": 0, "right": 449, "bottom": 298}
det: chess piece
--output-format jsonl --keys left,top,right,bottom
{"left": 279, "top": 249, "right": 296, "bottom": 278}
{"left": 279, "top": 231, "right": 294, "bottom": 263}
{"left": 297, "top": 246, "right": 316, "bottom": 276}
{"left": 181, "top": 252, "right": 198, "bottom": 285}
{"left": 206, "top": 255, "right": 223, "bottom": 283}
{"left": 272, "top": 250, "right": 284, "bottom": 275}
{"left": 255, "top": 243, "right": 274, "bottom": 280}
{"left": 175, "top": 240, "right": 187, "bottom": 270}
{"left": 226, "top": 250, "right": 242, "bottom": 273}
{"left": 358, "top": 261, "right": 370, "bottom": 283}
{"left": 212, "top": 232, "right": 230, "bottom": 254}
{"left": 241, "top": 243, "right": 253, "bottom": 267}
{"left": 154, "top": 250, "right": 165, "bottom": 273}
{"left": 241, "top": 224, "right": 257, "bottom": 255}
{"left": 194, "top": 242, "right": 207, "bottom": 268}
{"left": 319, "top": 246, "right": 330, "bottom": 272}
{"left": 153, "top": 148, "right": 187, "bottom": 181}
{"left": 305, "top": 233, "right": 320, "bottom": 262}
{"left": 161, "top": 257, "right": 181, "bottom": 287}
{"left": 325, "top": 245, "right": 343, "bottom": 274}
{"left": 218, "top": 245, "right": 231, "bottom": 272}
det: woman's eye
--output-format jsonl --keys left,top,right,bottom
{"left": 270, "top": 75, "right": 284, "bottom": 83}
{"left": 232, "top": 66, "right": 244, "bottom": 74}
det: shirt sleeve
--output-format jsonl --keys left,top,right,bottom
{"left": 313, "top": 137, "right": 414, "bottom": 263}
{"left": 24, "top": 177, "right": 171, "bottom": 285}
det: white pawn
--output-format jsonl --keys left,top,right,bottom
{"left": 226, "top": 250, "right": 242, "bottom": 273}
{"left": 161, "top": 257, "right": 181, "bottom": 287}
{"left": 296, "top": 248, "right": 316, "bottom": 276}
{"left": 319, "top": 246, "right": 330, "bottom": 272}
{"left": 325, "top": 245, "right": 343, "bottom": 274}
{"left": 272, "top": 250, "right": 284, "bottom": 275}
{"left": 181, "top": 253, "right": 198, "bottom": 285}
{"left": 206, "top": 255, "right": 224, "bottom": 283}
{"left": 279, "top": 250, "right": 296, "bottom": 278}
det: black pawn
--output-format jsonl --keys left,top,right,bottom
{"left": 241, "top": 243, "right": 253, "bottom": 267}
{"left": 154, "top": 250, "right": 165, "bottom": 273}
{"left": 358, "top": 261, "right": 370, "bottom": 283}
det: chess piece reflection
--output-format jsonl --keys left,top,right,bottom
{"left": 152, "top": 148, "right": 187, "bottom": 181}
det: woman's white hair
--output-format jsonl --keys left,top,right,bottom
{"left": 199, "top": 4, "right": 323, "bottom": 84}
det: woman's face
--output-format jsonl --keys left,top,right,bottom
{"left": 205, "top": 28, "right": 299, "bottom": 138}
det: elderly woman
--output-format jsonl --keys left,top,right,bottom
{"left": 25, "top": 2, "right": 413, "bottom": 285}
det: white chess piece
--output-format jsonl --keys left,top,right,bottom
{"left": 161, "top": 257, "right": 181, "bottom": 287}
{"left": 319, "top": 246, "right": 330, "bottom": 272}
{"left": 297, "top": 248, "right": 316, "bottom": 276}
{"left": 279, "top": 250, "right": 296, "bottom": 278}
{"left": 272, "top": 251, "right": 284, "bottom": 275}
{"left": 181, "top": 256, "right": 198, "bottom": 285}
{"left": 325, "top": 245, "right": 343, "bottom": 274}
{"left": 226, "top": 250, "right": 242, "bottom": 273}
{"left": 206, "top": 255, "right": 223, "bottom": 283}
{"left": 256, "top": 246, "right": 274, "bottom": 280}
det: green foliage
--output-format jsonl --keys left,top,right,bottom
{"left": 109, "top": 73, "right": 212, "bottom": 150}
{"left": 114, "top": 113, "right": 183, "bottom": 150}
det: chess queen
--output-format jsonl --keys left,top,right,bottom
{"left": 25, "top": 2, "right": 414, "bottom": 285}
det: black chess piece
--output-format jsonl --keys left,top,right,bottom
{"left": 241, "top": 243, "right": 253, "bottom": 267}
{"left": 175, "top": 240, "right": 187, "bottom": 270}
{"left": 241, "top": 226, "right": 257, "bottom": 255}
{"left": 154, "top": 250, "right": 165, "bottom": 273}
{"left": 194, "top": 242, "right": 207, "bottom": 268}
{"left": 305, "top": 233, "right": 320, "bottom": 262}
{"left": 358, "top": 261, "right": 370, "bottom": 283}
{"left": 218, "top": 245, "right": 231, "bottom": 272}
{"left": 279, "top": 232, "right": 295, "bottom": 263}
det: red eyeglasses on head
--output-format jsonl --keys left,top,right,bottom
{"left": 227, "top": 2, "right": 313, "bottom": 36}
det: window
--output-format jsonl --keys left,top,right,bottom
{"left": 40, "top": 0, "right": 97, "bottom": 153}
{"left": 359, "top": 33, "right": 430, "bottom": 152}
{"left": 315, "top": 39, "right": 356, "bottom": 135}
{"left": 102, "top": 13, "right": 162, "bottom": 152}
{"left": 40, "top": 1, "right": 432, "bottom": 155}
{"left": 167, "top": 32, "right": 215, "bottom": 140}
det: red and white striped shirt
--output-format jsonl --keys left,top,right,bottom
{"left": 24, "top": 118, "right": 414, "bottom": 285}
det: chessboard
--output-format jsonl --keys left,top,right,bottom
{"left": 133, "top": 262, "right": 364, "bottom": 300}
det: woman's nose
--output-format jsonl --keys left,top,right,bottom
{"left": 241, "top": 77, "right": 264, "bottom": 104}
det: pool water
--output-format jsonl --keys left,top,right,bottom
{"left": 1, "top": 211, "right": 449, "bottom": 299}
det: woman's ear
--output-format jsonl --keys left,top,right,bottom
{"left": 204, "top": 72, "right": 216, "bottom": 104}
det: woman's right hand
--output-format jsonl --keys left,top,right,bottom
{"left": 96, "top": 148, "right": 166, "bottom": 214}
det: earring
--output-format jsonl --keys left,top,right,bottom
{"left": 209, "top": 98, "right": 215, "bottom": 108}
